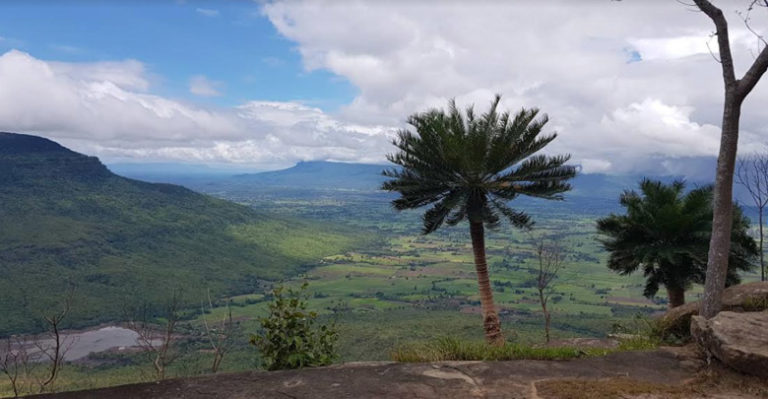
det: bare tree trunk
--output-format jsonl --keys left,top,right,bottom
{"left": 538, "top": 288, "right": 550, "bottom": 343}
{"left": 760, "top": 210, "right": 765, "bottom": 282}
{"left": 211, "top": 353, "right": 223, "bottom": 374}
{"left": 41, "top": 318, "right": 62, "bottom": 390}
{"left": 694, "top": 0, "right": 768, "bottom": 318}
{"left": 702, "top": 93, "right": 741, "bottom": 318}
{"left": 666, "top": 286, "right": 686, "bottom": 309}
{"left": 469, "top": 222, "right": 504, "bottom": 346}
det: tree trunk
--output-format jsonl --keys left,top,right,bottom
{"left": 666, "top": 286, "right": 686, "bottom": 309}
{"left": 538, "top": 288, "right": 550, "bottom": 343}
{"left": 469, "top": 221, "right": 504, "bottom": 345}
{"left": 694, "top": 0, "right": 768, "bottom": 319}
{"left": 701, "top": 92, "right": 741, "bottom": 318}
{"left": 760, "top": 209, "right": 765, "bottom": 282}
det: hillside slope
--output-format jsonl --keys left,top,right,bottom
{"left": 0, "top": 133, "right": 366, "bottom": 335}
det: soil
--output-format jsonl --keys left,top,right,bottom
{"left": 27, "top": 347, "right": 768, "bottom": 399}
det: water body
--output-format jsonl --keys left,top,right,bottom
{"left": 24, "top": 326, "right": 160, "bottom": 362}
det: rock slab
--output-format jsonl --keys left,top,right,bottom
{"left": 658, "top": 282, "right": 768, "bottom": 338}
{"left": 691, "top": 311, "right": 768, "bottom": 377}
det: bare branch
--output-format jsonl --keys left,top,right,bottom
{"left": 738, "top": 46, "right": 768, "bottom": 97}
{"left": 694, "top": 0, "right": 738, "bottom": 86}
{"left": 124, "top": 289, "right": 183, "bottom": 380}
{"left": 735, "top": 153, "right": 768, "bottom": 282}
{"left": 531, "top": 235, "right": 567, "bottom": 343}
{"left": 200, "top": 290, "right": 237, "bottom": 373}
{"left": 706, "top": 35, "right": 723, "bottom": 63}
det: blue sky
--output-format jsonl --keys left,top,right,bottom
{"left": 0, "top": 1, "right": 355, "bottom": 110}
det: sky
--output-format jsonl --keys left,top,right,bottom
{"left": 0, "top": 0, "right": 767, "bottom": 176}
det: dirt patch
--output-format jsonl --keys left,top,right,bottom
{"left": 536, "top": 377, "right": 690, "bottom": 399}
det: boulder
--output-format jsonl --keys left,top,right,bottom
{"left": 691, "top": 311, "right": 768, "bottom": 377}
{"left": 657, "top": 282, "right": 768, "bottom": 339}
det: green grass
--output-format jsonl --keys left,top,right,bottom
{"left": 390, "top": 337, "right": 613, "bottom": 362}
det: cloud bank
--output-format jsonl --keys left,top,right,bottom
{"left": 1, "top": 1, "right": 767, "bottom": 176}
{"left": 0, "top": 50, "right": 392, "bottom": 168}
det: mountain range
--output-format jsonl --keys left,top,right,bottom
{"left": 0, "top": 132, "right": 365, "bottom": 335}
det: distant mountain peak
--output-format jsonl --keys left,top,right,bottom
{"left": 235, "top": 160, "right": 388, "bottom": 191}
{"left": 0, "top": 131, "right": 110, "bottom": 183}
{"left": 0, "top": 132, "right": 73, "bottom": 155}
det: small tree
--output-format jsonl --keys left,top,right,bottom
{"left": 250, "top": 283, "right": 338, "bottom": 371}
{"left": 0, "top": 337, "right": 22, "bottom": 398}
{"left": 735, "top": 154, "right": 768, "bottom": 282}
{"left": 32, "top": 285, "right": 75, "bottom": 393}
{"left": 200, "top": 291, "right": 237, "bottom": 373}
{"left": 597, "top": 179, "right": 758, "bottom": 308}
{"left": 124, "top": 290, "right": 183, "bottom": 381}
{"left": 533, "top": 238, "right": 566, "bottom": 343}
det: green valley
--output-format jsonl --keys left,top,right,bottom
{"left": 0, "top": 133, "right": 369, "bottom": 335}
{"left": 0, "top": 133, "right": 762, "bottom": 396}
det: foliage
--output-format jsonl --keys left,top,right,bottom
{"left": 390, "top": 337, "right": 610, "bottom": 362}
{"left": 596, "top": 179, "right": 757, "bottom": 300}
{"left": 382, "top": 95, "right": 576, "bottom": 234}
{"left": 250, "top": 283, "right": 338, "bottom": 371}
{"left": 382, "top": 95, "right": 576, "bottom": 343}
{"left": 610, "top": 314, "right": 662, "bottom": 350}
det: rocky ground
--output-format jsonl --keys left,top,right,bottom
{"left": 29, "top": 347, "right": 768, "bottom": 399}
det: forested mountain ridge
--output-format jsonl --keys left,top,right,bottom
{"left": 0, "top": 132, "right": 366, "bottom": 335}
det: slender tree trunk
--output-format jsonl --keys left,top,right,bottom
{"left": 760, "top": 209, "right": 765, "bottom": 282}
{"left": 212, "top": 351, "right": 223, "bottom": 373}
{"left": 469, "top": 221, "right": 504, "bottom": 345}
{"left": 666, "top": 286, "right": 686, "bottom": 309}
{"left": 702, "top": 93, "right": 741, "bottom": 318}
{"left": 538, "top": 288, "right": 550, "bottom": 343}
{"left": 694, "top": 0, "right": 768, "bottom": 319}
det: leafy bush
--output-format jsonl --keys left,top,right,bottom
{"left": 250, "top": 283, "right": 338, "bottom": 370}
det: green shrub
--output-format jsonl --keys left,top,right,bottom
{"left": 390, "top": 337, "right": 611, "bottom": 362}
{"left": 611, "top": 314, "right": 664, "bottom": 348}
{"left": 250, "top": 283, "right": 338, "bottom": 370}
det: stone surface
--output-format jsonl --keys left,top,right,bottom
{"left": 31, "top": 351, "right": 694, "bottom": 399}
{"left": 658, "top": 282, "right": 768, "bottom": 338}
{"left": 691, "top": 311, "right": 768, "bottom": 377}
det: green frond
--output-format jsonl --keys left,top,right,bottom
{"left": 382, "top": 95, "right": 574, "bottom": 234}
{"left": 489, "top": 198, "right": 532, "bottom": 229}
{"left": 597, "top": 179, "right": 758, "bottom": 297}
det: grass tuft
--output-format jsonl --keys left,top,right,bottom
{"left": 390, "top": 337, "right": 613, "bottom": 362}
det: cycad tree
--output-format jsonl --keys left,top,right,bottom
{"left": 382, "top": 96, "right": 576, "bottom": 345}
{"left": 596, "top": 179, "right": 757, "bottom": 308}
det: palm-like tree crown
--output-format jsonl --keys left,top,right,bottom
{"left": 597, "top": 179, "right": 757, "bottom": 298}
{"left": 382, "top": 95, "right": 577, "bottom": 233}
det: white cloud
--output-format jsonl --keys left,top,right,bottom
{"left": 195, "top": 8, "right": 219, "bottom": 17}
{"left": 189, "top": 75, "right": 223, "bottom": 97}
{"left": 0, "top": 50, "right": 393, "bottom": 166}
{"left": 262, "top": 0, "right": 768, "bottom": 176}
{"left": 4, "top": 1, "right": 768, "bottom": 177}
